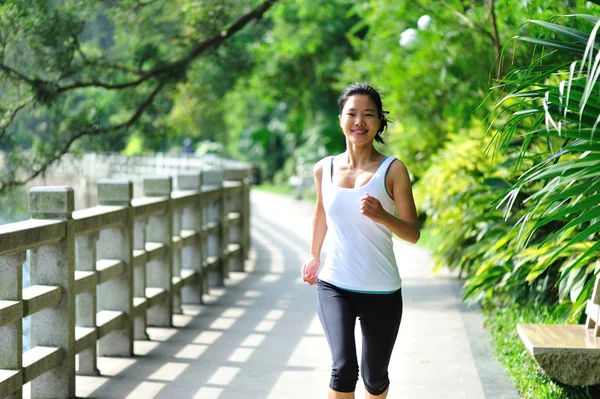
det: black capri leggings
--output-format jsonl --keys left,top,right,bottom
{"left": 317, "top": 279, "right": 403, "bottom": 396}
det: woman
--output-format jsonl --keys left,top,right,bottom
{"left": 302, "top": 82, "right": 420, "bottom": 399}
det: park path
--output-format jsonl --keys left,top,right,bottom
{"left": 70, "top": 189, "right": 519, "bottom": 399}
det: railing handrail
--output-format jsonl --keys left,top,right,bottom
{"left": 0, "top": 166, "right": 252, "bottom": 398}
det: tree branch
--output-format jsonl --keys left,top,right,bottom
{"left": 0, "top": 81, "right": 165, "bottom": 192}
{"left": 56, "top": 0, "right": 278, "bottom": 92}
{"left": 488, "top": 0, "right": 503, "bottom": 79}
{"left": 0, "top": 98, "right": 34, "bottom": 142}
{"left": 0, "top": 0, "right": 280, "bottom": 193}
{"left": 0, "top": 63, "right": 37, "bottom": 86}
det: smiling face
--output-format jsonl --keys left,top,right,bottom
{"left": 338, "top": 95, "right": 381, "bottom": 145}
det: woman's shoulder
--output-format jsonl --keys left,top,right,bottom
{"left": 313, "top": 155, "right": 336, "bottom": 174}
{"left": 385, "top": 156, "right": 411, "bottom": 183}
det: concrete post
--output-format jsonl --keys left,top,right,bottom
{"left": 242, "top": 168, "right": 251, "bottom": 261}
{"left": 203, "top": 170, "right": 225, "bottom": 287}
{"left": 177, "top": 172, "right": 204, "bottom": 305}
{"left": 74, "top": 234, "right": 100, "bottom": 375}
{"left": 133, "top": 217, "right": 150, "bottom": 340}
{"left": 96, "top": 180, "right": 134, "bottom": 357}
{"left": 28, "top": 186, "right": 76, "bottom": 398}
{"left": 0, "top": 252, "right": 25, "bottom": 399}
{"left": 225, "top": 169, "right": 246, "bottom": 273}
{"left": 172, "top": 206, "right": 183, "bottom": 315}
{"left": 144, "top": 177, "right": 173, "bottom": 327}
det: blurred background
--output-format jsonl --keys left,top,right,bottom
{"left": 2, "top": 2, "right": 600, "bottom": 397}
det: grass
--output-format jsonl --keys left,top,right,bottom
{"left": 482, "top": 298, "right": 597, "bottom": 399}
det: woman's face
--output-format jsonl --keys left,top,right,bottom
{"left": 338, "top": 95, "right": 381, "bottom": 145}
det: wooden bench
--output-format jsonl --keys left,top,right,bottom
{"left": 517, "top": 272, "right": 600, "bottom": 386}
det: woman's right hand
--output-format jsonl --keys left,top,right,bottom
{"left": 302, "top": 257, "right": 320, "bottom": 285}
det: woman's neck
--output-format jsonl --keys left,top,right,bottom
{"left": 343, "top": 144, "right": 380, "bottom": 168}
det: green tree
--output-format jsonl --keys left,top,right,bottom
{"left": 222, "top": 0, "right": 359, "bottom": 181}
{"left": 0, "top": 0, "right": 278, "bottom": 191}
{"left": 338, "top": 0, "right": 590, "bottom": 178}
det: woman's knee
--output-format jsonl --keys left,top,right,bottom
{"left": 330, "top": 362, "right": 359, "bottom": 392}
{"left": 362, "top": 369, "right": 390, "bottom": 396}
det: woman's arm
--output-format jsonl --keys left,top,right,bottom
{"left": 359, "top": 159, "right": 420, "bottom": 243}
{"left": 302, "top": 159, "right": 328, "bottom": 285}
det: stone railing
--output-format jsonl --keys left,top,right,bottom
{"left": 0, "top": 168, "right": 251, "bottom": 398}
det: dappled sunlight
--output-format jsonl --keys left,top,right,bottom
{"left": 181, "top": 304, "right": 204, "bottom": 316}
{"left": 210, "top": 316, "right": 237, "bottom": 330}
{"left": 210, "top": 306, "right": 248, "bottom": 329}
{"left": 221, "top": 307, "right": 246, "bottom": 318}
{"left": 72, "top": 191, "right": 324, "bottom": 398}
{"left": 265, "top": 309, "right": 285, "bottom": 320}
{"left": 124, "top": 381, "right": 165, "bottom": 399}
{"left": 207, "top": 366, "right": 241, "bottom": 385}
{"left": 135, "top": 339, "right": 162, "bottom": 356}
{"left": 148, "top": 362, "right": 189, "bottom": 381}
{"left": 147, "top": 327, "right": 179, "bottom": 342}
{"left": 261, "top": 273, "right": 282, "bottom": 283}
{"left": 244, "top": 289, "right": 262, "bottom": 297}
{"left": 173, "top": 313, "right": 196, "bottom": 327}
{"left": 252, "top": 227, "right": 286, "bottom": 274}
{"left": 253, "top": 217, "right": 308, "bottom": 263}
{"left": 255, "top": 319, "right": 276, "bottom": 332}
{"left": 193, "top": 330, "right": 223, "bottom": 345}
{"left": 175, "top": 343, "right": 209, "bottom": 359}
{"left": 96, "top": 357, "right": 138, "bottom": 376}
{"left": 240, "top": 333, "right": 266, "bottom": 347}
{"left": 72, "top": 376, "right": 111, "bottom": 398}
{"left": 194, "top": 386, "right": 223, "bottom": 399}
{"left": 228, "top": 347, "right": 255, "bottom": 363}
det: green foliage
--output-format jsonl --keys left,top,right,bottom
{"left": 0, "top": 0, "right": 275, "bottom": 190}
{"left": 222, "top": 0, "right": 356, "bottom": 181}
{"left": 487, "top": 13, "right": 600, "bottom": 321}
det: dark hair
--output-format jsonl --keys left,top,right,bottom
{"left": 337, "top": 82, "right": 391, "bottom": 144}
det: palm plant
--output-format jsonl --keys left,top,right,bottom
{"left": 490, "top": 11, "right": 600, "bottom": 321}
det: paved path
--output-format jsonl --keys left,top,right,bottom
{"left": 70, "top": 190, "right": 519, "bottom": 399}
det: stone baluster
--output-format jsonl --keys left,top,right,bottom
{"left": 133, "top": 216, "right": 150, "bottom": 340}
{"left": 225, "top": 169, "right": 246, "bottom": 273}
{"left": 74, "top": 234, "right": 99, "bottom": 375}
{"left": 172, "top": 204, "right": 183, "bottom": 315}
{"left": 97, "top": 180, "right": 134, "bottom": 356}
{"left": 144, "top": 177, "right": 173, "bottom": 327}
{"left": 28, "top": 186, "right": 76, "bottom": 398}
{"left": 177, "top": 172, "right": 204, "bottom": 305}
{"left": 0, "top": 252, "right": 26, "bottom": 399}
{"left": 242, "top": 168, "right": 251, "bottom": 261}
{"left": 203, "top": 170, "right": 225, "bottom": 287}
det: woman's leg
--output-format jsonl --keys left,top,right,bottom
{"left": 317, "top": 280, "right": 359, "bottom": 395}
{"left": 365, "top": 386, "right": 388, "bottom": 399}
{"left": 359, "top": 289, "right": 403, "bottom": 398}
{"left": 328, "top": 389, "right": 355, "bottom": 399}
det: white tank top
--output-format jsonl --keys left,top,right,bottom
{"left": 319, "top": 155, "right": 402, "bottom": 293}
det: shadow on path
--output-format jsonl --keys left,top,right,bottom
{"left": 66, "top": 189, "right": 519, "bottom": 399}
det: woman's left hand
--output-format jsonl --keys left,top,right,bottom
{"left": 360, "top": 193, "right": 387, "bottom": 223}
